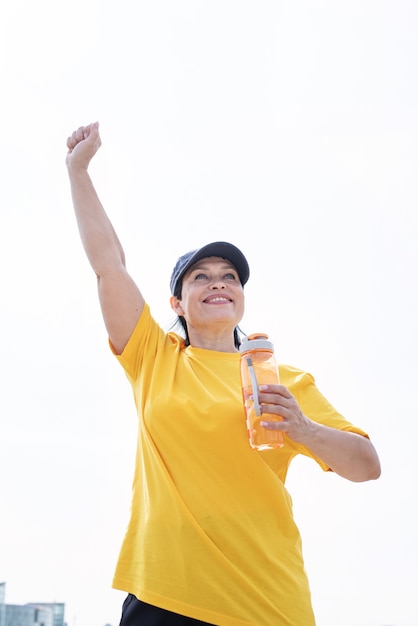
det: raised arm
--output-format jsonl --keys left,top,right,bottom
{"left": 66, "top": 122, "right": 145, "bottom": 354}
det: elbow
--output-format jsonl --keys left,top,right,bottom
{"left": 343, "top": 463, "right": 381, "bottom": 483}
{"left": 355, "top": 436, "right": 382, "bottom": 482}
{"left": 367, "top": 457, "right": 382, "bottom": 481}
{"left": 354, "top": 448, "right": 382, "bottom": 483}
{"left": 365, "top": 439, "right": 382, "bottom": 481}
{"left": 338, "top": 438, "right": 382, "bottom": 483}
{"left": 357, "top": 464, "right": 381, "bottom": 483}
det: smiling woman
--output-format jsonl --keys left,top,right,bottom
{"left": 66, "top": 121, "right": 381, "bottom": 626}
{"left": 170, "top": 252, "right": 247, "bottom": 352}
{"left": 168, "top": 242, "right": 250, "bottom": 352}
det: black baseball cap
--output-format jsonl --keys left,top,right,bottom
{"left": 170, "top": 241, "right": 250, "bottom": 295}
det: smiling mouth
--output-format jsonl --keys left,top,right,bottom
{"left": 203, "top": 296, "right": 232, "bottom": 304}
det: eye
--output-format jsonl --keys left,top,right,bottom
{"left": 194, "top": 272, "right": 208, "bottom": 280}
{"left": 224, "top": 272, "right": 237, "bottom": 280}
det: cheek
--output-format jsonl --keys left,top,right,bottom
{"left": 237, "top": 295, "right": 245, "bottom": 319}
{"left": 176, "top": 294, "right": 195, "bottom": 318}
{"left": 237, "top": 290, "right": 245, "bottom": 307}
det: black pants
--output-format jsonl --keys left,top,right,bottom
{"left": 119, "top": 595, "right": 214, "bottom": 626}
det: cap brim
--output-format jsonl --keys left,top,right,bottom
{"left": 172, "top": 241, "right": 250, "bottom": 294}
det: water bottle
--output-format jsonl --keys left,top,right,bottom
{"left": 239, "top": 333, "right": 284, "bottom": 450}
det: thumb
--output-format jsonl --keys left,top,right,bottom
{"left": 84, "top": 121, "right": 100, "bottom": 139}
{"left": 84, "top": 121, "right": 102, "bottom": 151}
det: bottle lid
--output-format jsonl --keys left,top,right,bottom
{"left": 239, "top": 333, "right": 274, "bottom": 353}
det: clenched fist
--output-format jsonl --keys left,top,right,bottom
{"left": 66, "top": 121, "right": 102, "bottom": 172}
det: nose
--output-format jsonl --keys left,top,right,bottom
{"left": 210, "top": 278, "right": 226, "bottom": 289}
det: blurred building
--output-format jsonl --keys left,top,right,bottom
{"left": 0, "top": 584, "right": 65, "bottom": 626}
{"left": 0, "top": 583, "right": 5, "bottom": 626}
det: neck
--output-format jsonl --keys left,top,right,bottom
{"left": 187, "top": 327, "right": 239, "bottom": 353}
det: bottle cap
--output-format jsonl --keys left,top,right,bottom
{"left": 239, "top": 333, "right": 274, "bottom": 353}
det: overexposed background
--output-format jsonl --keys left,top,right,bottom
{"left": 1, "top": 1, "right": 417, "bottom": 625}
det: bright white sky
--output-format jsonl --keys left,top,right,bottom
{"left": 1, "top": 1, "right": 417, "bottom": 625}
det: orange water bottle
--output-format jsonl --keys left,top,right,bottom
{"left": 239, "top": 333, "right": 284, "bottom": 450}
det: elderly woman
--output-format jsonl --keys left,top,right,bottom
{"left": 66, "top": 122, "right": 381, "bottom": 626}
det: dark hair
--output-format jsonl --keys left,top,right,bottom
{"left": 171, "top": 282, "right": 245, "bottom": 349}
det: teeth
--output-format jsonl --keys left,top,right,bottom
{"left": 207, "top": 297, "right": 229, "bottom": 302}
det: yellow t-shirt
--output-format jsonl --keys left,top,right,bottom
{"left": 111, "top": 304, "right": 368, "bottom": 626}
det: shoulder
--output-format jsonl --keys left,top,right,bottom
{"left": 279, "top": 364, "right": 315, "bottom": 390}
{"left": 112, "top": 304, "right": 185, "bottom": 378}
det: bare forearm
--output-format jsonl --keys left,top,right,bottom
{"left": 68, "top": 166, "right": 125, "bottom": 276}
{"left": 258, "top": 384, "right": 381, "bottom": 483}
{"left": 301, "top": 421, "right": 381, "bottom": 482}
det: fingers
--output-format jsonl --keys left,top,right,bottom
{"left": 258, "top": 387, "right": 297, "bottom": 420}
{"left": 66, "top": 126, "right": 86, "bottom": 152}
{"left": 257, "top": 385, "right": 311, "bottom": 441}
{"left": 259, "top": 384, "right": 292, "bottom": 398}
{"left": 66, "top": 122, "right": 100, "bottom": 153}
{"left": 260, "top": 404, "right": 287, "bottom": 420}
{"left": 260, "top": 420, "right": 284, "bottom": 430}
{"left": 258, "top": 386, "right": 293, "bottom": 406}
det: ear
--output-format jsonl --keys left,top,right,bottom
{"left": 170, "top": 295, "right": 184, "bottom": 316}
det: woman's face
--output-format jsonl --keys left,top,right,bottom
{"left": 170, "top": 256, "right": 245, "bottom": 331}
